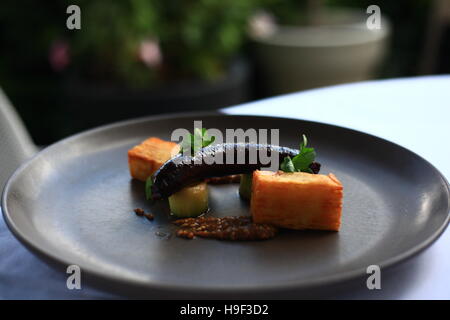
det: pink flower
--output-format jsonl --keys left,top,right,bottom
{"left": 138, "top": 38, "right": 162, "bottom": 68}
{"left": 49, "top": 40, "right": 70, "bottom": 72}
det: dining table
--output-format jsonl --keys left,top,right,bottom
{"left": 1, "top": 75, "right": 449, "bottom": 299}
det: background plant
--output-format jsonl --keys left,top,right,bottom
{"left": 66, "top": 0, "right": 260, "bottom": 87}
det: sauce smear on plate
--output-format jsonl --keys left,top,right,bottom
{"left": 173, "top": 216, "right": 278, "bottom": 240}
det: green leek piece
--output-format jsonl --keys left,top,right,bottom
{"left": 168, "top": 182, "right": 208, "bottom": 217}
{"left": 239, "top": 173, "right": 253, "bottom": 200}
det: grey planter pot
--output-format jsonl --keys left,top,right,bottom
{"left": 252, "top": 9, "right": 391, "bottom": 94}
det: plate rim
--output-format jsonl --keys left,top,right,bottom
{"left": 2, "top": 111, "right": 450, "bottom": 296}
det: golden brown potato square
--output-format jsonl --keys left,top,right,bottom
{"left": 251, "top": 170, "right": 343, "bottom": 231}
{"left": 128, "top": 137, "right": 180, "bottom": 181}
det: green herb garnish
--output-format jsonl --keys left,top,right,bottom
{"left": 180, "top": 128, "right": 215, "bottom": 156}
{"left": 280, "top": 156, "right": 296, "bottom": 172}
{"left": 145, "top": 176, "right": 153, "bottom": 200}
{"left": 280, "top": 134, "right": 316, "bottom": 173}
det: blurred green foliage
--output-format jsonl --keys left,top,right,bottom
{"left": 0, "top": 0, "right": 260, "bottom": 88}
{"left": 261, "top": 0, "right": 308, "bottom": 25}
{"left": 70, "top": 0, "right": 158, "bottom": 86}
{"left": 63, "top": 0, "right": 260, "bottom": 86}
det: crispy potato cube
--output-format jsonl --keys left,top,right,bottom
{"left": 251, "top": 170, "right": 343, "bottom": 231}
{"left": 128, "top": 137, "right": 180, "bottom": 181}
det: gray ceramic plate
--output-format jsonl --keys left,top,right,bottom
{"left": 2, "top": 113, "right": 449, "bottom": 298}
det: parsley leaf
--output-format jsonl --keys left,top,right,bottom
{"left": 280, "top": 134, "right": 317, "bottom": 173}
{"left": 180, "top": 128, "right": 215, "bottom": 155}
{"left": 292, "top": 147, "right": 316, "bottom": 172}
{"left": 299, "top": 134, "right": 308, "bottom": 152}
{"left": 280, "top": 156, "right": 296, "bottom": 172}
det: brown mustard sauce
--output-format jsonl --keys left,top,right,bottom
{"left": 173, "top": 216, "right": 278, "bottom": 240}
